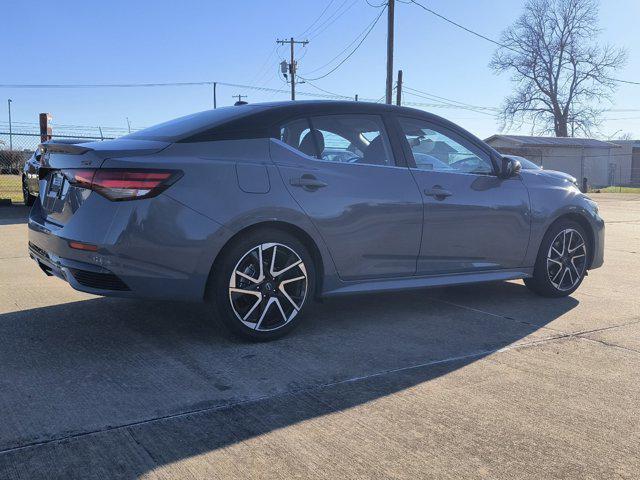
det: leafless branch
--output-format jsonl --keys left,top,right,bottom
{"left": 490, "top": 0, "right": 626, "bottom": 136}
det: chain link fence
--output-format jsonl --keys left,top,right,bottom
{"left": 592, "top": 163, "right": 640, "bottom": 193}
{"left": 2, "top": 130, "right": 639, "bottom": 204}
{"left": 0, "top": 131, "right": 115, "bottom": 204}
{"left": 486, "top": 144, "right": 640, "bottom": 193}
{"left": 529, "top": 154, "right": 640, "bottom": 192}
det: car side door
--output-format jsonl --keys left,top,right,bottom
{"left": 395, "top": 115, "right": 531, "bottom": 275}
{"left": 271, "top": 113, "right": 423, "bottom": 281}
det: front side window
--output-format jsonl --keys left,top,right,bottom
{"left": 399, "top": 118, "right": 493, "bottom": 175}
{"left": 308, "top": 115, "right": 394, "bottom": 166}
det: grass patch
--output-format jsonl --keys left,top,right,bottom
{"left": 590, "top": 186, "right": 640, "bottom": 194}
{"left": 0, "top": 174, "right": 23, "bottom": 204}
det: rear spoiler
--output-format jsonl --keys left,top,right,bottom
{"left": 40, "top": 141, "right": 92, "bottom": 155}
{"left": 38, "top": 138, "right": 170, "bottom": 169}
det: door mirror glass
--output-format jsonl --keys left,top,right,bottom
{"left": 500, "top": 156, "right": 522, "bottom": 178}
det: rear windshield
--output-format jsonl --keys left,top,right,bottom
{"left": 123, "top": 106, "right": 260, "bottom": 142}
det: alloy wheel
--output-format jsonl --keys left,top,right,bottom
{"left": 228, "top": 243, "right": 308, "bottom": 332}
{"left": 546, "top": 228, "right": 587, "bottom": 291}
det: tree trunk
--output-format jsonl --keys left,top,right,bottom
{"left": 555, "top": 117, "right": 569, "bottom": 137}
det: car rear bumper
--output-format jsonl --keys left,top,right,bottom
{"left": 27, "top": 194, "right": 229, "bottom": 301}
{"left": 29, "top": 240, "right": 132, "bottom": 295}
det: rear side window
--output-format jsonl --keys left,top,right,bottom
{"left": 282, "top": 114, "right": 394, "bottom": 166}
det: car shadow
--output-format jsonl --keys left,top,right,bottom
{"left": 0, "top": 281, "right": 578, "bottom": 476}
{"left": 0, "top": 205, "right": 29, "bottom": 225}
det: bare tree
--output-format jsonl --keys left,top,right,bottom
{"left": 617, "top": 132, "right": 634, "bottom": 141}
{"left": 490, "top": 0, "right": 626, "bottom": 137}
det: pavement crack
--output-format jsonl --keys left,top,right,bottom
{"left": 0, "top": 332, "right": 577, "bottom": 458}
{"left": 125, "top": 428, "right": 161, "bottom": 469}
{"left": 425, "top": 296, "right": 564, "bottom": 334}
{"left": 427, "top": 296, "right": 640, "bottom": 356}
{"left": 578, "top": 336, "right": 640, "bottom": 355}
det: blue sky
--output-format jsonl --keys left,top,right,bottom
{"left": 2, "top": 0, "right": 639, "bottom": 139}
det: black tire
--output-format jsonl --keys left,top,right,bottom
{"left": 22, "top": 176, "right": 36, "bottom": 206}
{"left": 524, "top": 219, "right": 589, "bottom": 297}
{"left": 207, "top": 228, "right": 316, "bottom": 341}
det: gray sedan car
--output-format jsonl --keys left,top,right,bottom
{"left": 28, "top": 101, "right": 604, "bottom": 340}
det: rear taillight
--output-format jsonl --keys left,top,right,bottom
{"left": 65, "top": 169, "right": 182, "bottom": 201}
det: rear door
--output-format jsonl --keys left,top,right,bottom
{"left": 395, "top": 116, "right": 530, "bottom": 275}
{"left": 272, "top": 113, "right": 423, "bottom": 281}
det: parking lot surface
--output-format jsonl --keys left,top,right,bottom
{"left": 0, "top": 194, "right": 638, "bottom": 479}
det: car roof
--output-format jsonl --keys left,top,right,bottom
{"left": 126, "top": 100, "right": 495, "bottom": 158}
{"left": 241, "top": 100, "right": 445, "bottom": 121}
{"left": 177, "top": 100, "right": 468, "bottom": 144}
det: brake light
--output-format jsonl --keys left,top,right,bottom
{"left": 65, "top": 169, "right": 182, "bottom": 201}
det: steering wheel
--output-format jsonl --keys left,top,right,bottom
{"left": 346, "top": 156, "right": 364, "bottom": 163}
{"left": 450, "top": 157, "right": 480, "bottom": 172}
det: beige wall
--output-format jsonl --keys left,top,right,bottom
{"left": 487, "top": 140, "right": 631, "bottom": 187}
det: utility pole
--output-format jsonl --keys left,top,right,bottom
{"left": 276, "top": 37, "right": 309, "bottom": 100}
{"left": 126, "top": 117, "right": 131, "bottom": 134}
{"left": 396, "top": 69, "right": 403, "bottom": 106}
{"left": 7, "top": 99, "right": 12, "bottom": 151}
{"left": 213, "top": 82, "right": 217, "bottom": 109}
{"left": 232, "top": 94, "right": 248, "bottom": 105}
{"left": 39, "top": 113, "right": 52, "bottom": 143}
{"left": 385, "top": 0, "right": 395, "bottom": 104}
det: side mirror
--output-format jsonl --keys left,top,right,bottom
{"left": 499, "top": 156, "right": 521, "bottom": 179}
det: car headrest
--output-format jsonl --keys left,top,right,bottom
{"left": 362, "top": 135, "right": 387, "bottom": 165}
{"left": 299, "top": 129, "right": 324, "bottom": 157}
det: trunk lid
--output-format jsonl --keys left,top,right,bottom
{"left": 39, "top": 138, "right": 170, "bottom": 226}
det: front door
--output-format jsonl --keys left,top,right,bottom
{"left": 272, "top": 114, "right": 423, "bottom": 281}
{"left": 395, "top": 116, "right": 531, "bottom": 275}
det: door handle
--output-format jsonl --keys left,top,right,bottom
{"left": 424, "top": 185, "right": 452, "bottom": 199}
{"left": 290, "top": 174, "right": 328, "bottom": 190}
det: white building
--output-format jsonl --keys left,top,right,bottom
{"left": 484, "top": 135, "right": 633, "bottom": 187}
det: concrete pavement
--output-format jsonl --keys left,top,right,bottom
{"left": 0, "top": 193, "right": 638, "bottom": 479}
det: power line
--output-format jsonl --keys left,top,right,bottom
{"left": 303, "top": 0, "right": 349, "bottom": 39}
{"left": 402, "top": 89, "right": 497, "bottom": 116}
{"left": 308, "top": 0, "right": 359, "bottom": 40}
{"left": 403, "top": 85, "right": 498, "bottom": 112}
{"left": 408, "top": 0, "right": 640, "bottom": 86}
{"left": 299, "top": 5, "right": 387, "bottom": 81}
{"left": 301, "top": 79, "right": 352, "bottom": 99}
{"left": 297, "top": 0, "right": 336, "bottom": 38}
{"left": 0, "top": 80, "right": 352, "bottom": 102}
{"left": 302, "top": 9, "right": 386, "bottom": 75}
{"left": 249, "top": 44, "right": 279, "bottom": 86}
{"left": 0, "top": 81, "right": 216, "bottom": 89}
{"left": 401, "top": 97, "right": 495, "bottom": 114}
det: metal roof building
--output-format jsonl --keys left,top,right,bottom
{"left": 485, "top": 135, "right": 633, "bottom": 188}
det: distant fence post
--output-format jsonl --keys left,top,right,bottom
{"left": 39, "top": 113, "right": 52, "bottom": 143}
